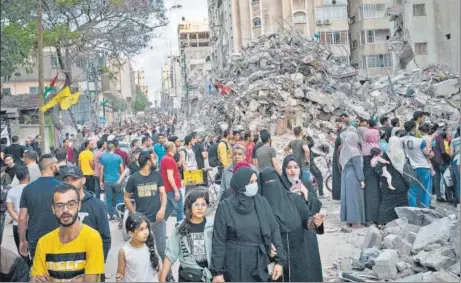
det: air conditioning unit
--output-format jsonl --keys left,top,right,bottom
{"left": 324, "top": 19, "right": 331, "bottom": 25}
{"left": 316, "top": 20, "right": 323, "bottom": 26}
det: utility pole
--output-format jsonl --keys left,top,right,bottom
{"left": 37, "top": 0, "right": 46, "bottom": 151}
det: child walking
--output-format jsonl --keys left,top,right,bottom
{"left": 116, "top": 213, "right": 160, "bottom": 282}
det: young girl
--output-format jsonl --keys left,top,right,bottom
{"left": 159, "top": 188, "right": 213, "bottom": 282}
{"left": 116, "top": 213, "right": 160, "bottom": 282}
{"left": 370, "top": 147, "right": 395, "bottom": 190}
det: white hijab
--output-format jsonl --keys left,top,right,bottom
{"left": 387, "top": 136, "right": 405, "bottom": 173}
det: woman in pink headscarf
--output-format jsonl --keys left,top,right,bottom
{"left": 362, "top": 128, "right": 382, "bottom": 225}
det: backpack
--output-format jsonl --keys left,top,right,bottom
{"left": 208, "top": 141, "right": 230, "bottom": 168}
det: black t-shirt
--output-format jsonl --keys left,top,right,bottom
{"left": 188, "top": 219, "right": 208, "bottom": 268}
{"left": 194, "top": 142, "right": 205, "bottom": 169}
{"left": 5, "top": 165, "right": 17, "bottom": 180}
{"left": 125, "top": 171, "right": 164, "bottom": 222}
{"left": 5, "top": 144, "right": 25, "bottom": 164}
{"left": 128, "top": 161, "right": 140, "bottom": 175}
{"left": 102, "top": 134, "right": 109, "bottom": 142}
{"left": 0, "top": 144, "right": 6, "bottom": 167}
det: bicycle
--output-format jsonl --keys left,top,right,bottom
{"left": 204, "top": 167, "right": 221, "bottom": 216}
{"left": 316, "top": 144, "right": 333, "bottom": 193}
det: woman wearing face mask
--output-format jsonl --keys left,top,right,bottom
{"left": 210, "top": 167, "right": 285, "bottom": 282}
{"left": 279, "top": 155, "right": 324, "bottom": 282}
{"left": 160, "top": 189, "right": 214, "bottom": 282}
{"left": 260, "top": 167, "right": 325, "bottom": 282}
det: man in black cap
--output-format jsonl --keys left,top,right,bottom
{"left": 62, "top": 165, "right": 111, "bottom": 261}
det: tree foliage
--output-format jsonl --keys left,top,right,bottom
{"left": 134, "top": 85, "right": 151, "bottom": 112}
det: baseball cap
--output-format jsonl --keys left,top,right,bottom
{"left": 62, "top": 165, "right": 84, "bottom": 179}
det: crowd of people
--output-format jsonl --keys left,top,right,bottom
{"left": 0, "top": 109, "right": 459, "bottom": 282}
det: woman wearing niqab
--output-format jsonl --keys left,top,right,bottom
{"left": 260, "top": 167, "right": 324, "bottom": 282}
{"left": 279, "top": 155, "right": 324, "bottom": 282}
{"left": 210, "top": 167, "right": 285, "bottom": 282}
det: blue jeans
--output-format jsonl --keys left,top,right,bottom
{"left": 302, "top": 168, "right": 312, "bottom": 187}
{"left": 105, "top": 182, "right": 123, "bottom": 217}
{"left": 165, "top": 190, "right": 184, "bottom": 222}
{"left": 408, "top": 168, "right": 432, "bottom": 208}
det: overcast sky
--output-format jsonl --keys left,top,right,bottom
{"left": 132, "top": 0, "right": 208, "bottom": 103}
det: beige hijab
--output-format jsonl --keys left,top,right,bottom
{"left": 387, "top": 136, "right": 405, "bottom": 172}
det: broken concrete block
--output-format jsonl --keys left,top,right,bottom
{"left": 448, "top": 261, "right": 460, "bottom": 276}
{"left": 424, "top": 242, "right": 443, "bottom": 252}
{"left": 362, "top": 226, "right": 383, "bottom": 249}
{"left": 413, "top": 248, "right": 458, "bottom": 271}
{"left": 432, "top": 78, "right": 460, "bottom": 98}
{"left": 383, "top": 234, "right": 403, "bottom": 249}
{"left": 394, "top": 207, "right": 446, "bottom": 226}
{"left": 412, "top": 217, "right": 451, "bottom": 253}
{"left": 395, "top": 273, "right": 424, "bottom": 282}
{"left": 449, "top": 222, "right": 460, "bottom": 257}
{"left": 294, "top": 88, "right": 304, "bottom": 98}
{"left": 248, "top": 100, "right": 259, "bottom": 112}
{"left": 291, "top": 73, "right": 304, "bottom": 86}
{"left": 434, "top": 270, "right": 461, "bottom": 282}
{"left": 396, "top": 261, "right": 412, "bottom": 272}
{"left": 406, "top": 231, "right": 418, "bottom": 244}
{"left": 373, "top": 249, "right": 399, "bottom": 280}
{"left": 305, "top": 88, "right": 335, "bottom": 107}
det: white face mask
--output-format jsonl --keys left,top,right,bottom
{"left": 243, "top": 183, "right": 259, "bottom": 197}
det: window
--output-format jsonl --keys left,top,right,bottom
{"left": 253, "top": 17, "right": 261, "bottom": 27}
{"left": 445, "top": 33, "right": 451, "bottom": 40}
{"left": 352, "top": 40, "right": 358, "bottom": 49}
{"left": 315, "top": 6, "right": 347, "bottom": 21}
{"left": 29, "top": 87, "right": 39, "bottom": 94}
{"left": 413, "top": 4, "right": 426, "bottom": 16}
{"left": 363, "top": 54, "right": 393, "bottom": 69}
{"left": 361, "top": 29, "right": 390, "bottom": 44}
{"left": 251, "top": 0, "right": 259, "bottom": 3}
{"left": 2, "top": 88, "right": 11, "bottom": 96}
{"left": 319, "top": 31, "right": 348, "bottom": 45}
{"left": 360, "top": 4, "right": 386, "bottom": 19}
{"left": 415, "top": 42, "right": 428, "bottom": 55}
{"left": 50, "top": 56, "right": 59, "bottom": 69}
{"left": 293, "top": 12, "right": 307, "bottom": 23}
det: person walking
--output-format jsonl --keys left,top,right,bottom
{"left": 31, "top": 183, "right": 105, "bottom": 282}
{"left": 64, "top": 138, "right": 77, "bottom": 165}
{"left": 79, "top": 141, "right": 96, "bottom": 196}
{"left": 220, "top": 145, "right": 257, "bottom": 197}
{"left": 99, "top": 142, "right": 124, "bottom": 220}
{"left": 217, "top": 130, "right": 232, "bottom": 170}
{"left": 93, "top": 140, "right": 106, "bottom": 199}
{"left": 5, "top": 136, "right": 25, "bottom": 165}
{"left": 210, "top": 167, "right": 285, "bottom": 282}
{"left": 160, "top": 189, "right": 214, "bottom": 282}
{"left": 18, "top": 154, "right": 61, "bottom": 261}
{"left": 284, "top": 126, "right": 311, "bottom": 185}
{"left": 161, "top": 142, "right": 184, "bottom": 222}
{"left": 6, "top": 166, "right": 30, "bottom": 261}
{"left": 116, "top": 213, "right": 160, "bottom": 282}
{"left": 154, "top": 133, "right": 167, "bottom": 168}
{"left": 255, "top": 132, "right": 281, "bottom": 173}
{"left": 62, "top": 166, "right": 111, "bottom": 261}
{"left": 114, "top": 140, "right": 129, "bottom": 168}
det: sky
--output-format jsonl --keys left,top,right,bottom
{"left": 132, "top": 0, "right": 209, "bottom": 103}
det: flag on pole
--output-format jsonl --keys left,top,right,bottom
{"left": 40, "top": 86, "right": 71, "bottom": 112}
{"left": 59, "top": 91, "right": 81, "bottom": 110}
{"left": 100, "top": 98, "right": 110, "bottom": 108}
{"left": 42, "top": 73, "right": 59, "bottom": 99}
{"left": 215, "top": 82, "right": 232, "bottom": 96}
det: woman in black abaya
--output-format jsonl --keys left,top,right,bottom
{"left": 210, "top": 167, "right": 285, "bottom": 282}
{"left": 260, "top": 167, "right": 325, "bottom": 282}
{"left": 280, "top": 155, "right": 324, "bottom": 282}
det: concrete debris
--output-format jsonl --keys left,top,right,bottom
{"left": 362, "top": 226, "right": 383, "bottom": 249}
{"left": 412, "top": 217, "right": 452, "bottom": 253}
{"left": 432, "top": 78, "right": 460, "bottom": 98}
{"left": 394, "top": 207, "right": 447, "bottom": 226}
{"left": 337, "top": 207, "right": 460, "bottom": 282}
{"left": 373, "top": 249, "right": 399, "bottom": 280}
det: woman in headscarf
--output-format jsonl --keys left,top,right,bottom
{"left": 280, "top": 155, "right": 324, "bottom": 282}
{"left": 339, "top": 131, "right": 366, "bottom": 229}
{"left": 373, "top": 136, "right": 409, "bottom": 225}
{"left": 210, "top": 167, "right": 285, "bottom": 282}
{"left": 332, "top": 126, "right": 357, "bottom": 200}
{"left": 260, "top": 167, "right": 325, "bottom": 282}
{"left": 361, "top": 128, "right": 382, "bottom": 224}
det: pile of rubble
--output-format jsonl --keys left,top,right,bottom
{"left": 184, "top": 30, "right": 460, "bottom": 138}
{"left": 336, "top": 207, "right": 460, "bottom": 282}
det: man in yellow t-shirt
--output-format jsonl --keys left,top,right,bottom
{"left": 78, "top": 141, "right": 96, "bottom": 195}
{"left": 31, "top": 183, "right": 104, "bottom": 282}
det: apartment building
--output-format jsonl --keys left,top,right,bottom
{"left": 177, "top": 20, "right": 212, "bottom": 105}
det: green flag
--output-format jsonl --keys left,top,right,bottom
{"left": 99, "top": 98, "right": 110, "bottom": 108}
{"left": 43, "top": 87, "right": 55, "bottom": 100}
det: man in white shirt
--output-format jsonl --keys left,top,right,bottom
{"left": 12, "top": 150, "right": 40, "bottom": 185}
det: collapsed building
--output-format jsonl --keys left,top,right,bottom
{"left": 183, "top": 30, "right": 459, "bottom": 139}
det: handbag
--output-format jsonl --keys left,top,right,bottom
{"left": 179, "top": 267, "right": 204, "bottom": 282}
